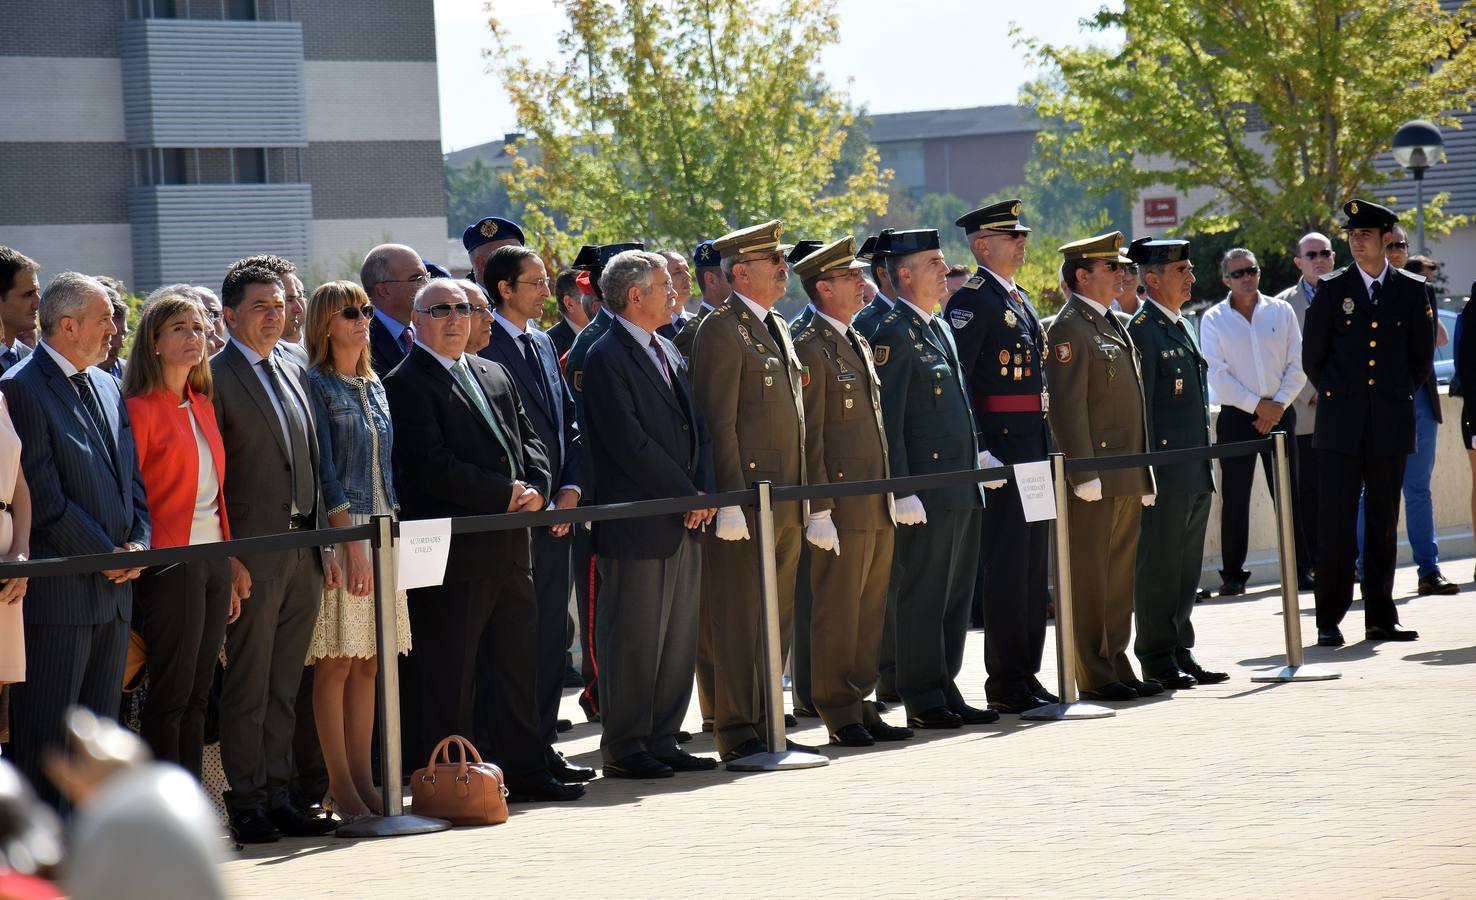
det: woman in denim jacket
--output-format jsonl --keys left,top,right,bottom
{"left": 303, "top": 280, "right": 411, "bottom": 825}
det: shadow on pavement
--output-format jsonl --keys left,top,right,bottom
{"left": 1402, "top": 644, "right": 1476, "bottom": 666}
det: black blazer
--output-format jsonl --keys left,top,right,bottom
{"left": 370, "top": 314, "right": 409, "bottom": 379}
{"left": 547, "top": 319, "right": 577, "bottom": 360}
{"left": 384, "top": 345, "right": 552, "bottom": 582}
{"left": 1303, "top": 265, "right": 1435, "bottom": 456}
{"left": 477, "top": 318, "right": 582, "bottom": 493}
{"left": 0, "top": 348, "right": 149, "bottom": 625}
{"left": 582, "top": 320, "right": 712, "bottom": 559}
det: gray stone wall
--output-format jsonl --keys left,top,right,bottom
{"left": 304, "top": 140, "right": 445, "bottom": 220}
{"left": 0, "top": 144, "right": 132, "bottom": 224}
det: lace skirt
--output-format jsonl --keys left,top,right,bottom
{"left": 305, "top": 512, "right": 412, "bottom": 663}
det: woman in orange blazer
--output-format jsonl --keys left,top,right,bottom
{"left": 123, "top": 290, "right": 248, "bottom": 779}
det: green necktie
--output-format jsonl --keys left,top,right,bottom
{"left": 452, "top": 359, "right": 518, "bottom": 480}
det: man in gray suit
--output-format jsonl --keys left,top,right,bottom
{"left": 0, "top": 247, "right": 39, "bottom": 373}
{"left": 211, "top": 263, "right": 340, "bottom": 844}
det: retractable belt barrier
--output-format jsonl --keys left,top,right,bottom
{"left": 0, "top": 432, "right": 1336, "bottom": 829}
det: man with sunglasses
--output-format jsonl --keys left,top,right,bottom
{"left": 1275, "top": 232, "right": 1337, "bottom": 578}
{"left": 360, "top": 243, "right": 430, "bottom": 377}
{"left": 1304, "top": 199, "right": 1434, "bottom": 647}
{"left": 1199, "top": 248, "right": 1310, "bottom": 596}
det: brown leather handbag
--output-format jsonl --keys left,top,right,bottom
{"left": 410, "top": 735, "right": 509, "bottom": 826}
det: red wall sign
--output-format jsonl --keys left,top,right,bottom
{"left": 1143, "top": 197, "right": 1179, "bottom": 227}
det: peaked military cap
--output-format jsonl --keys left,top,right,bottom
{"left": 956, "top": 198, "right": 1031, "bottom": 234}
{"left": 1059, "top": 231, "right": 1126, "bottom": 261}
{"left": 712, "top": 220, "right": 791, "bottom": 257}
{"left": 462, "top": 216, "right": 526, "bottom": 252}
{"left": 787, "top": 240, "right": 824, "bottom": 264}
{"left": 857, "top": 235, "right": 880, "bottom": 262}
{"left": 573, "top": 242, "right": 645, "bottom": 271}
{"left": 423, "top": 261, "right": 453, "bottom": 279}
{"left": 692, "top": 240, "right": 721, "bottom": 267}
{"left": 792, "top": 236, "right": 870, "bottom": 281}
{"left": 1126, "top": 237, "right": 1190, "bottom": 265}
{"left": 875, "top": 228, "right": 940, "bottom": 258}
{"left": 1341, "top": 198, "right": 1398, "bottom": 231}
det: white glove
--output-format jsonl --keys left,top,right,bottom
{"left": 1072, "top": 478, "right": 1103, "bottom": 502}
{"left": 978, "top": 450, "right": 1007, "bottom": 490}
{"left": 895, "top": 494, "right": 928, "bottom": 526}
{"left": 805, "top": 510, "right": 840, "bottom": 555}
{"left": 714, "top": 506, "right": 751, "bottom": 541}
{"left": 1141, "top": 494, "right": 1157, "bottom": 507}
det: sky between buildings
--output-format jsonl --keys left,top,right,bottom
{"left": 434, "top": 0, "right": 1122, "bottom": 153}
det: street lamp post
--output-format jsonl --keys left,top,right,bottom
{"left": 1392, "top": 119, "right": 1445, "bottom": 255}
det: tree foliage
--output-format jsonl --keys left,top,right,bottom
{"left": 445, "top": 156, "right": 524, "bottom": 239}
{"left": 483, "top": 0, "right": 891, "bottom": 262}
{"left": 1019, "top": 0, "right": 1476, "bottom": 255}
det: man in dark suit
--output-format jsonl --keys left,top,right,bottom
{"left": 1304, "top": 199, "right": 1434, "bottom": 647}
{"left": 384, "top": 278, "right": 583, "bottom": 803}
{"left": 655, "top": 250, "right": 695, "bottom": 340}
{"left": 361, "top": 243, "right": 430, "bottom": 377}
{"left": 582, "top": 250, "right": 717, "bottom": 778}
{"left": 211, "top": 264, "right": 339, "bottom": 843}
{"left": 0, "top": 247, "right": 39, "bottom": 373}
{"left": 547, "top": 268, "right": 588, "bottom": 359}
{"left": 478, "top": 245, "right": 593, "bottom": 785}
{"left": 0, "top": 272, "right": 149, "bottom": 810}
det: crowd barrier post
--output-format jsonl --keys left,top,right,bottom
{"left": 1251, "top": 432, "right": 1341, "bottom": 684}
{"left": 728, "top": 481, "right": 828, "bottom": 772}
{"left": 336, "top": 514, "right": 452, "bottom": 837}
{"left": 1022, "top": 453, "right": 1114, "bottom": 720}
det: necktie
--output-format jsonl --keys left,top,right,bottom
{"left": 518, "top": 333, "right": 550, "bottom": 409}
{"left": 648, "top": 336, "right": 673, "bottom": 390}
{"left": 0, "top": 346, "right": 17, "bottom": 370}
{"left": 845, "top": 328, "right": 865, "bottom": 361}
{"left": 764, "top": 313, "right": 793, "bottom": 385}
{"left": 929, "top": 318, "right": 955, "bottom": 365}
{"left": 400, "top": 325, "right": 415, "bottom": 354}
{"left": 452, "top": 359, "right": 518, "bottom": 479}
{"left": 1370, "top": 280, "right": 1382, "bottom": 307}
{"left": 69, "top": 373, "right": 116, "bottom": 466}
{"left": 258, "top": 358, "right": 315, "bottom": 514}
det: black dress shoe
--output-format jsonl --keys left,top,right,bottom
{"left": 783, "top": 713, "right": 798, "bottom": 727}
{"left": 1195, "top": 587, "right": 1211, "bottom": 602}
{"left": 1080, "top": 681, "right": 1138, "bottom": 702}
{"left": 866, "top": 720, "right": 914, "bottom": 742}
{"left": 675, "top": 730, "right": 693, "bottom": 744}
{"left": 1180, "top": 662, "right": 1229, "bottom": 684}
{"left": 1028, "top": 677, "right": 1059, "bottom": 704}
{"left": 555, "top": 718, "right": 574, "bottom": 733}
{"left": 1149, "top": 669, "right": 1197, "bottom": 690}
{"left": 951, "top": 703, "right": 1001, "bottom": 724}
{"left": 228, "top": 808, "right": 281, "bottom": 844}
{"left": 563, "top": 667, "right": 585, "bottom": 688}
{"left": 1316, "top": 627, "right": 1345, "bottom": 647}
{"left": 507, "top": 775, "right": 586, "bottom": 802}
{"left": 792, "top": 705, "right": 820, "bottom": 718}
{"left": 1218, "top": 578, "right": 1247, "bottom": 597}
{"left": 1366, "top": 623, "right": 1419, "bottom": 641}
{"left": 702, "top": 721, "right": 714, "bottom": 733}
{"left": 721, "top": 738, "right": 765, "bottom": 762}
{"left": 652, "top": 748, "right": 719, "bottom": 772}
{"left": 266, "top": 804, "right": 336, "bottom": 837}
{"left": 1417, "top": 572, "right": 1460, "bottom": 596}
{"left": 784, "top": 736, "right": 821, "bottom": 754}
{"left": 988, "top": 689, "right": 1049, "bottom": 714}
{"left": 829, "top": 723, "right": 876, "bottom": 747}
{"left": 603, "top": 752, "right": 675, "bottom": 780}
{"left": 1123, "top": 678, "right": 1164, "bottom": 697}
{"left": 548, "top": 751, "right": 596, "bottom": 783}
{"left": 871, "top": 699, "right": 890, "bottom": 713}
{"left": 907, "top": 707, "right": 963, "bottom": 729}
{"left": 876, "top": 689, "right": 902, "bottom": 703}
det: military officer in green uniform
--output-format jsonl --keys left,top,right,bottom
{"left": 1044, "top": 232, "right": 1160, "bottom": 703}
{"left": 673, "top": 240, "right": 725, "bottom": 359}
{"left": 789, "top": 236, "right": 913, "bottom": 746}
{"left": 871, "top": 228, "right": 996, "bottom": 728}
{"left": 851, "top": 231, "right": 897, "bottom": 341}
{"left": 689, "top": 219, "right": 816, "bottom": 761}
{"left": 1124, "top": 237, "right": 1218, "bottom": 690}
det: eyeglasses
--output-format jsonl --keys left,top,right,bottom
{"left": 383, "top": 273, "right": 429, "bottom": 286}
{"left": 1098, "top": 261, "right": 1124, "bottom": 272}
{"left": 737, "top": 251, "right": 785, "bottom": 266}
{"left": 414, "top": 302, "right": 473, "bottom": 319}
{"left": 1385, "top": 241, "right": 1410, "bottom": 251}
{"left": 1124, "top": 264, "right": 1140, "bottom": 274}
{"left": 470, "top": 304, "right": 493, "bottom": 316}
{"left": 204, "top": 309, "right": 223, "bottom": 322}
{"left": 1226, "top": 265, "right": 1260, "bottom": 279}
{"left": 516, "top": 277, "right": 553, "bottom": 291}
{"left": 1301, "top": 249, "right": 1334, "bottom": 260}
{"left": 338, "top": 303, "right": 375, "bottom": 320}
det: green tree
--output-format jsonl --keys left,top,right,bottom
{"left": 1019, "top": 0, "right": 1476, "bottom": 256}
{"left": 484, "top": 0, "right": 891, "bottom": 263}
{"left": 444, "top": 155, "right": 525, "bottom": 239}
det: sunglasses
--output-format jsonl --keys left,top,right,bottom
{"left": 1302, "top": 249, "right": 1334, "bottom": 260}
{"left": 338, "top": 303, "right": 375, "bottom": 320}
{"left": 737, "top": 251, "right": 785, "bottom": 266}
{"left": 1226, "top": 265, "right": 1260, "bottom": 279}
{"left": 415, "top": 302, "right": 473, "bottom": 319}
{"left": 1385, "top": 241, "right": 1409, "bottom": 251}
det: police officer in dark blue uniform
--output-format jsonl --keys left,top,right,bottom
{"left": 1304, "top": 199, "right": 1435, "bottom": 646}
{"left": 943, "top": 199, "right": 1056, "bottom": 714}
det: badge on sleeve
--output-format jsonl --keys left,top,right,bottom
{"left": 1054, "top": 342, "right": 1073, "bottom": 363}
{"left": 873, "top": 345, "right": 890, "bottom": 365}
{"left": 949, "top": 308, "right": 975, "bottom": 328}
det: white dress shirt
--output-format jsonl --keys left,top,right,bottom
{"left": 1198, "top": 293, "right": 1307, "bottom": 414}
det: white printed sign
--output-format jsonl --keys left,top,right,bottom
{"left": 1013, "top": 461, "right": 1057, "bottom": 523}
{"left": 397, "top": 518, "right": 453, "bottom": 589}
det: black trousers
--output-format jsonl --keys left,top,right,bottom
{"left": 1215, "top": 406, "right": 1310, "bottom": 579}
{"left": 10, "top": 613, "right": 129, "bottom": 810}
{"left": 133, "top": 557, "right": 231, "bottom": 778}
{"left": 893, "top": 507, "right": 982, "bottom": 716}
{"left": 791, "top": 541, "right": 813, "bottom": 710}
{"left": 979, "top": 485, "right": 1049, "bottom": 701}
{"left": 571, "top": 525, "right": 601, "bottom": 716}
{"left": 1315, "top": 450, "right": 1406, "bottom": 631}
{"left": 1295, "top": 433, "right": 1320, "bottom": 564}
{"left": 529, "top": 528, "right": 572, "bottom": 747}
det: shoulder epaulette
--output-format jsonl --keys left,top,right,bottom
{"left": 794, "top": 325, "right": 817, "bottom": 343}
{"left": 880, "top": 308, "right": 902, "bottom": 326}
{"left": 1131, "top": 312, "right": 1148, "bottom": 327}
{"left": 1319, "top": 268, "right": 1343, "bottom": 282}
{"left": 962, "top": 274, "right": 985, "bottom": 290}
{"left": 1398, "top": 268, "right": 1428, "bottom": 284}
{"left": 709, "top": 303, "right": 733, "bottom": 318}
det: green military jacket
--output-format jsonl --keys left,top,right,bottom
{"left": 565, "top": 306, "right": 614, "bottom": 487}
{"left": 1127, "top": 300, "right": 1214, "bottom": 496}
{"left": 672, "top": 302, "right": 715, "bottom": 359}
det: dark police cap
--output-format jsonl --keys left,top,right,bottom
{"left": 462, "top": 216, "right": 526, "bottom": 252}
{"left": 955, "top": 199, "right": 1031, "bottom": 235}
{"left": 1341, "top": 198, "right": 1398, "bottom": 230}
{"left": 875, "top": 228, "right": 940, "bottom": 258}
{"left": 787, "top": 240, "right": 824, "bottom": 264}
{"left": 857, "top": 234, "right": 879, "bottom": 262}
{"left": 693, "top": 240, "right": 721, "bottom": 267}
{"left": 573, "top": 242, "right": 645, "bottom": 271}
{"left": 1125, "top": 237, "right": 1190, "bottom": 265}
{"left": 423, "top": 261, "right": 453, "bottom": 279}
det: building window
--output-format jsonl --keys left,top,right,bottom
{"left": 233, "top": 148, "right": 267, "bottom": 184}
{"left": 133, "top": 148, "right": 299, "bottom": 186}
{"left": 126, "top": 0, "right": 291, "bottom": 21}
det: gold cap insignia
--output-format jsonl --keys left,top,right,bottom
{"left": 1349, "top": 201, "right": 1359, "bottom": 215}
{"left": 1011, "top": 202, "right": 1021, "bottom": 217}
{"left": 480, "top": 220, "right": 498, "bottom": 238}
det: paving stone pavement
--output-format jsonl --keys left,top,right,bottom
{"left": 223, "top": 559, "right": 1476, "bottom": 898}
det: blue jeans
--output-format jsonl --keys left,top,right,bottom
{"left": 1356, "top": 388, "right": 1441, "bottom": 577}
